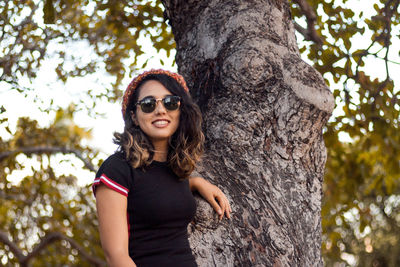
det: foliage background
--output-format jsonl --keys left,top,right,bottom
{"left": 0, "top": 0, "right": 399, "bottom": 266}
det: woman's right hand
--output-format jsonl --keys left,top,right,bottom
{"left": 189, "top": 176, "right": 232, "bottom": 220}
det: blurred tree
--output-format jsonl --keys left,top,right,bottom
{"left": 0, "top": 0, "right": 399, "bottom": 266}
{"left": 0, "top": 106, "right": 105, "bottom": 266}
{"left": 0, "top": 0, "right": 174, "bottom": 99}
{"left": 291, "top": 0, "right": 400, "bottom": 266}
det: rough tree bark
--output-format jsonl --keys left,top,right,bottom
{"left": 161, "top": 0, "right": 334, "bottom": 266}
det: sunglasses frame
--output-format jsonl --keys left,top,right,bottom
{"left": 135, "top": 95, "right": 181, "bottom": 113}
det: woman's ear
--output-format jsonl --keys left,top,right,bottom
{"left": 130, "top": 111, "right": 139, "bottom": 126}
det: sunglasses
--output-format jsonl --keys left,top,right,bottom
{"left": 136, "top": 95, "right": 181, "bottom": 113}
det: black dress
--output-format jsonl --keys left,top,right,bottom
{"left": 93, "top": 152, "right": 197, "bottom": 267}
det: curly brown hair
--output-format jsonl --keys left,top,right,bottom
{"left": 113, "top": 73, "right": 204, "bottom": 179}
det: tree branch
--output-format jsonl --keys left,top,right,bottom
{"left": 59, "top": 233, "right": 106, "bottom": 266}
{"left": 381, "top": 0, "right": 400, "bottom": 81}
{"left": 293, "top": 21, "right": 309, "bottom": 39}
{"left": 0, "top": 146, "right": 96, "bottom": 172}
{"left": 0, "top": 230, "right": 25, "bottom": 262}
{"left": 292, "top": 0, "right": 323, "bottom": 45}
{"left": 0, "top": 191, "right": 31, "bottom": 203}
{"left": 24, "top": 232, "right": 106, "bottom": 266}
{"left": 0, "top": 231, "right": 106, "bottom": 266}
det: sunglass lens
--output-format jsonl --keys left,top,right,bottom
{"left": 140, "top": 98, "right": 156, "bottom": 113}
{"left": 163, "top": 96, "right": 180, "bottom": 111}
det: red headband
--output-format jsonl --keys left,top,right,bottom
{"left": 121, "top": 69, "right": 190, "bottom": 117}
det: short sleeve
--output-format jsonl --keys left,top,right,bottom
{"left": 92, "top": 153, "right": 132, "bottom": 197}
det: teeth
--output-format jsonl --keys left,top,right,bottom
{"left": 153, "top": 120, "right": 168, "bottom": 126}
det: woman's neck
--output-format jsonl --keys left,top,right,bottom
{"left": 152, "top": 140, "right": 169, "bottom": 162}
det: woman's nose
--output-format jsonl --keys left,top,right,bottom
{"left": 154, "top": 100, "right": 167, "bottom": 114}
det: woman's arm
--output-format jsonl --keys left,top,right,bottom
{"left": 95, "top": 185, "right": 136, "bottom": 267}
{"left": 189, "top": 177, "right": 232, "bottom": 220}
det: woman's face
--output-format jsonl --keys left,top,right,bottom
{"left": 134, "top": 80, "right": 181, "bottom": 144}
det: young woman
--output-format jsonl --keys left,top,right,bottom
{"left": 93, "top": 69, "right": 231, "bottom": 267}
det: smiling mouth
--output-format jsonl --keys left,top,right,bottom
{"left": 152, "top": 120, "right": 170, "bottom": 127}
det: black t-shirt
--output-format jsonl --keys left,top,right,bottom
{"left": 93, "top": 152, "right": 197, "bottom": 267}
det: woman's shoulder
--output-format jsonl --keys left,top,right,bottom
{"left": 99, "top": 151, "right": 131, "bottom": 172}
{"left": 94, "top": 151, "right": 133, "bottom": 196}
{"left": 103, "top": 151, "right": 127, "bottom": 163}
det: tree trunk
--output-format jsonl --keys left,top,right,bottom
{"left": 162, "top": 0, "right": 334, "bottom": 266}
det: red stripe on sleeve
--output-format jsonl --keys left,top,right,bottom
{"left": 92, "top": 174, "right": 129, "bottom": 197}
